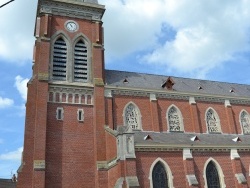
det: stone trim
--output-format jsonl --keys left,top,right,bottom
{"left": 105, "top": 87, "right": 250, "bottom": 105}
{"left": 189, "top": 96, "right": 196, "bottom": 104}
{"left": 126, "top": 176, "right": 140, "bottom": 187}
{"left": 225, "top": 99, "right": 231, "bottom": 107}
{"left": 48, "top": 85, "right": 93, "bottom": 105}
{"left": 183, "top": 148, "right": 193, "bottom": 160}
{"left": 94, "top": 78, "right": 104, "bottom": 86}
{"left": 104, "top": 89, "right": 113, "bottom": 98}
{"left": 150, "top": 93, "right": 157, "bottom": 101}
{"left": 97, "top": 157, "right": 118, "bottom": 170}
{"left": 186, "top": 174, "right": 198, "bottom": 186}
{"left": 135, "top": 146, "right": 250, "bottom": 152}
{"left": 38, "top": 0, "right": 105, "bottom": 21}
{"left": 230, "top": 149, "right": 240, "bottom": 160}
{"left": 114, "top": 177, "right": 124, "bottom": 188}
{"left": 104, "top": 125, "right": 118, "bottom": 136}
{"left": 235, "top": 173, "right": 247, "bottom": 184}
{"left": 33, "top": 160, "right": 45, "bottom": 171}
{"left": 38, "top": 73, "right": 49, "bottom": 81}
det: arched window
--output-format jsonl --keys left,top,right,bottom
{"left": 206, "top": 161, "right": 221, "bottom": 188}
{"left": 152, "top": 162, "right": 169, "bottom": 188}
{"left": 124, "top": 103, "right": 142, "bottom": 130}
{"left": 206, "top": 108, "right": 221, "bottom": 133}
{"left": 149, "top": 158, "right": 174, "bottom": 188}
{"left": 74, "top": 39, "right": 88, "bottom": 82}
{"left": 167, "top": 105, "right": 184, "bottom": 132}
{"left": 240, "top": 110, "right": 250, "bottom": 134}
{"left": 52, "top": 37, "right": 67, "bottom": 81}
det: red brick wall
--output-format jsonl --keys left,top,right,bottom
{"left": 111, "top": 95, "right": 250, "bottom": 135}
{"left": 134, "top": 151, "right": 250, "bottom": 188}
{"left": 105, "top": 131, "right": 117, "bottom": 160}
{"left": 46, "top": 103, "right": 95, "bottom": 187}
{"left": 135, "top": 151, "right": 184, "bottom": 188}
{"left": 238, "top": 152, "right": 250, "bottom": 185}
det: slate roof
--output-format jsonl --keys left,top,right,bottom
{"left": 105, "top": 70, "right": 250, "bottom": 98}
{"left": 0, "top": 179, "right": 16, "bottom": 188}
{"left": 84, "top": 0, "right": 98, "bottom": 4}
{"left": 134, "top": 131, "right": 250, "bottom": 148}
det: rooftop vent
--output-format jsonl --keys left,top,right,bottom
{"left": 190, "top": 136, "right": 199, "bottom": 141}
{"left": 123, "top": 78, "right": 129, "bottom": 84}
{"left": 230, "top": 88, "right": 235, "bottom": 93}
{"left": 162, "top": 77, "right": 175, "bottom": 90}
{"left": 144, "top": 135, "right": 153, "bottom": 140}
{"left": 232, "top": 137, "right": 241, "bottom": 142}
{"left": 198, "top": 86, "right": 203, "bottom": 90}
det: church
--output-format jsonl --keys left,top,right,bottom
{"left": 17, "top": 0, "right": 250, "bottom": 187}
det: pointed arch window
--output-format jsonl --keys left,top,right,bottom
{"left": 74, "top": 39, "right": 88, "bottom": 82}
{"left": 152, "top": 162, "right": 169, "bottom": 188}
{"left": 206, "top": 161, "right": 221, "bottom": 188}
{"left": 206, "top": 108, "right": 221, "bottom": 133}
{"left": 167, "top": 105, "right": 184, "bottom": 132}
{"left": 240, "top": 111, "right": 250, "bottom": 134}
{"left": 124, "top": 103, "right": 142, "bottom": 130}
{"left": 52, "top": 37, "right": 67, "bottom": 81}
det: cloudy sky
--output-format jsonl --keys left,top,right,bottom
{"left": 0, "top": 0, "right": 250, "bottom": 178}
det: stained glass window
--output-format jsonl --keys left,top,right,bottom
{"left": 240, "top": 111, "right": 250, "bottom": 134}
{"left": 152, "top": 162, "right": 169, "bottom": 188}
{"left": 168, "top": 106, "right": 183, "bottom": 132}
{"left": 206, "top": 109, "right": 221, "bottom": 133}
{"left": 206, "top": 161, "right": 220, "bottom": 188}
{"left": 124, "top": 103, "right": 141, "bottom": 130}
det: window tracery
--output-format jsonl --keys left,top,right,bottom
{"left": 206, "top": 109, "right": 221, "bottom": 133}
{"left": 124, "top": 103, "right": 141, "bottom": 130}
{"left": 240, "top": 111, "right": 250, "bottom": 134}
{"left": 167, "top": 106, "right": 184, "bottom": 132}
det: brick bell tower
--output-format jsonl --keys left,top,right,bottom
{"left": 17, "top": 0, "right": 106, "bottom": 187}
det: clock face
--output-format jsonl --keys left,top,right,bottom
{"left": 65, "top": 21, "right": 78, "bottom": 32}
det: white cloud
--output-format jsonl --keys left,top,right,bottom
{"left": 100, "top": 0, "right": 250, "bottom": 77}
{"left": 0, "top": 147, "right": 23, "bottom": 161}
{"left": 15, "top": 76, "right": 29, "bottom": 101}
{"left": 0, "top": 96, "right": 14, "bottom": 109}
{"left": 0, "top": 0, "right": 37, "bottom": 63}
{"left": 1, "top": 0, "right": 249, "bottom": 77}
{"left": 100, "top": 0, "right": 166, "bottom": 59}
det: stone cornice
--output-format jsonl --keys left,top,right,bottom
{"left": 105, "top": 86, "right": 250, "bottom": 105}
{"left": 135, "top": 144, "right": 250, "bottom": 152}
{"left": 48, "top": 84, "right": 94, "bottom": 105}
{"left": 97, "top": 157, "right": 118, "bottom": 171}
{"left": 38, "top": 0, "right": 105, "bottom": 21}
{"left": 49, "top": 81, "right": 94, "bottom": 88}
{"left": 104, "top": 126, "right": 118, "bottom": 137}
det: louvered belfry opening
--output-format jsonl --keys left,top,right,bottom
{"left": 74, "top": 40, "right": 88, "bottom": 82}
{"left": 52, "top": 37, "right": 67, "bottom": 81}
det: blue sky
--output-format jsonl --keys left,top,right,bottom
{"left": 0, "top": 0, "right": 250, "bottom": 179}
